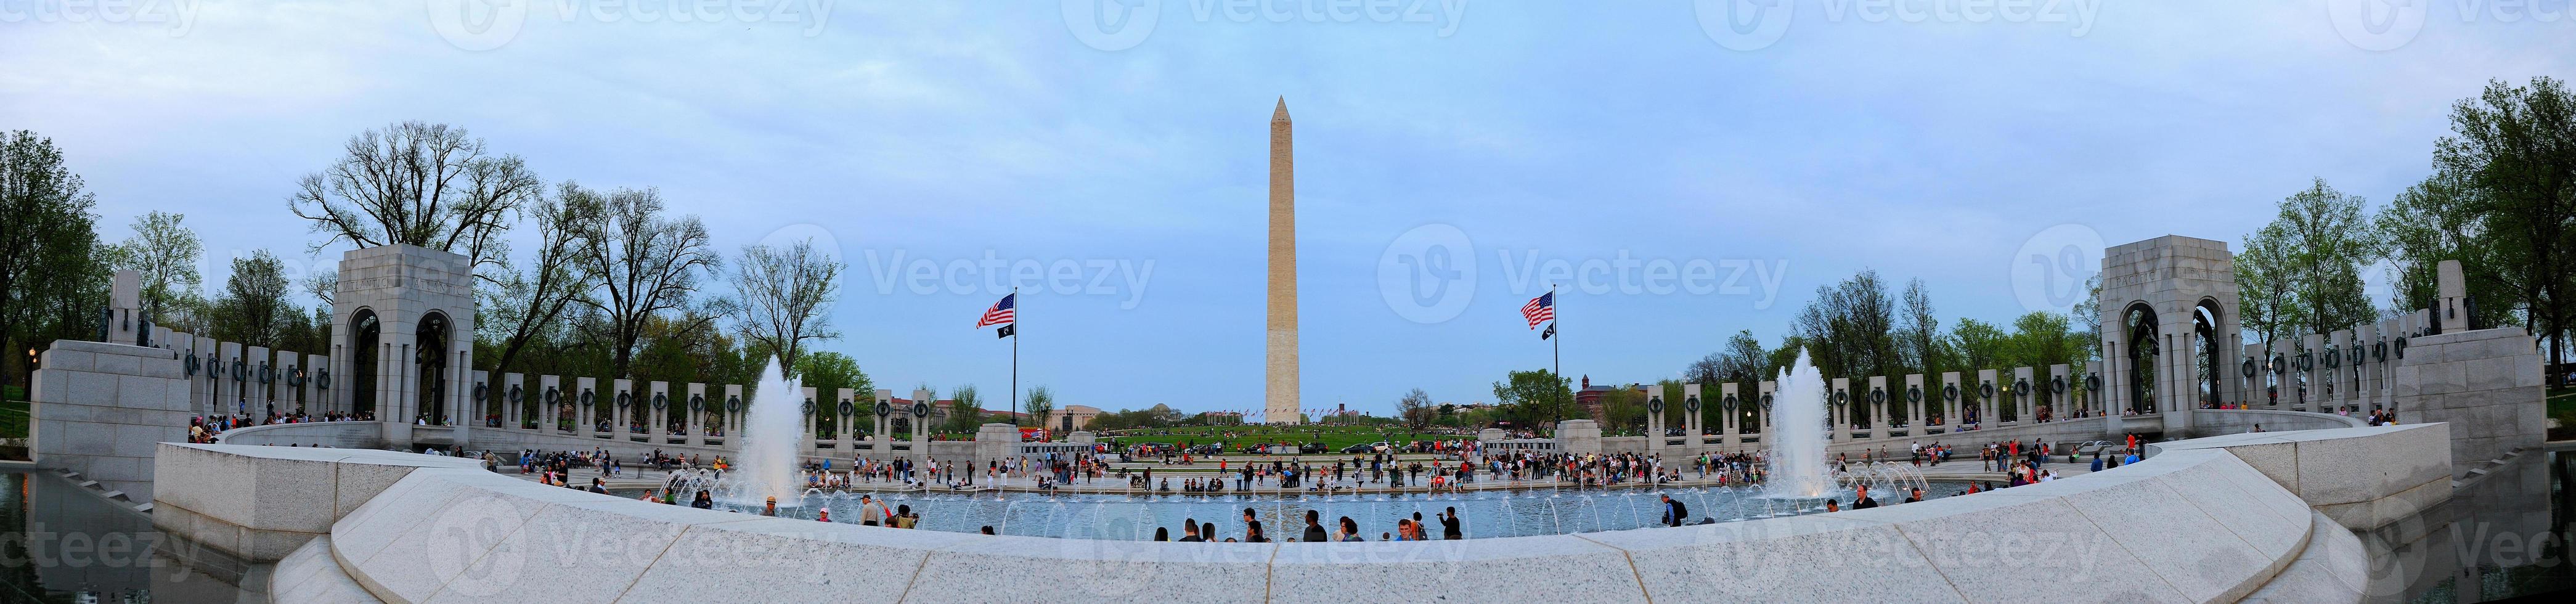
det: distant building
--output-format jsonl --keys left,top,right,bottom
{"left": 1571, "top": 375, "right": 1646, "bottom": 423}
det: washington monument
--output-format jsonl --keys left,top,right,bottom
{"left": 1266, "top": 97, "right": 1301, "bottom": 425}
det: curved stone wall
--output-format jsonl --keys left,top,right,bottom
{"left": 2187, "top": 409, "right": 2368, "bottom": 435}
{"left": 304, "top": 441, "right": 2326, "bottom": 602}
{"left": 209, "top": 420, "right": 383, "bottom": 448}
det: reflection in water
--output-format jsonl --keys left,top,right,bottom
{"left": 0, "top": 471, "right": 255, "bottom": 603}
{"left": 2384, "top": 451, "right": 2575, "bottom": 603}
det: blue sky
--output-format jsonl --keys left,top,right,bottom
{"left": 3, "top": 1, "right": 2567, "bottom": 418}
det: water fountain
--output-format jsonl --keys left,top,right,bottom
{"left": 733, "top": 357, "right": 806, "bottom": 507}
{"left": 1765, "top": 348, "right": 1832, "bottom": 499}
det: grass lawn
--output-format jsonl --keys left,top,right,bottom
{"left": 0, "top": 399, "right": 27, "bottom": 440}
{"left": 1099, "top": 425, "right": 1463, "bottom": 452}
{"left": 2548, "top": 387, "right": 2575, "bottom": 436}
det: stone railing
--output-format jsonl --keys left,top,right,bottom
{"left": 178, "top": 423, "right": 2459, "bottom": 602}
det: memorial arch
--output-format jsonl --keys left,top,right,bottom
{"left": 2097, "top": 235, "right": 2241, "bottom": 433}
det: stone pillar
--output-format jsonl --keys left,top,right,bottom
{"left": 217, "top": 341, "right": 242, "bottom": 416}
{"left": 835, "top": 388, "right": 857, "bottom": 453}
{"left": 721, "top": 384, "right": 744, "bottom": 441}
{"left": 1827, "top": 378, "right": 1848, "bottom": 442}
{"left": 2047, "top": 364, "right": 2069, "bottom": 420}
{"left": 1716, "top": 382, "right": 1738, "bottom": 449}
{"left": 1681, "top": 383, "right": 1703, "bottom": 454}
{"left": 685, "top": 383, "right": 707, "bottom": 447}
{"left": 975, "top": 423, "right": 1020, "bottom": 468}
{"left": 1756, "top": 380, "right": 1775, "bottom": 437}
{"left": 1642, "top": 384, "right": 1665, "bottom": 456}
{"left": 500, "top": 373, "right": 524, "bottom": 431}
{"left": 1937, "top": 372, "right": 1960, "bottom": 431}
{"left": 2395, "top": 323, "right": 2542, "bottom": 477}
{"left": 1903, "top": 373, "right": 1925, "bottom": 435}
{"left": 246, "top": 346, "right": 272, "bottom": 417}
{"left": 576, "top": 377, "right": 597, "bottom": 436}
{"left": 910, "top": 388, "right": 932, "bottom": 467}
{"left": 2435, "top": 259, "right": 2468, "bottom": 333}
{"left": 539, "top": 375, "right": 563, "bottom": 433}
{"left": 873, "top": 389, "right": 893, "bottom": 462}
{"left": 1976, "top": 369, "right": 1998, "bottom": 427}
{"left": 613, "top": 379, "right": 635, "bottom": 440}
{"left": 275, "top": 352, "right": 300, "bottom": 414}
{"left": 2301, "top": 333, "right": 2323, "bottom": 411}
{"left": 1866, "top": 376, "right": 1888, "bottom": 440}
{"left": 648, "top": 382, "right": 671, "bottom": 443}
{"left": 1554, "top": 419, "right": 1601, "bottom": 456}
{"left": 304, "top": 353, "right": 326, "bottom": 417}
{"left": 2011, "top": 367, "right": 2034, "bottom": 424}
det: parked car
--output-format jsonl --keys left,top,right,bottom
{"left": 1339, "top": 443, "right": 1380, "bottom": 454}
{"left": 1299, "top": 441, "right": 1329, "bottom": 454}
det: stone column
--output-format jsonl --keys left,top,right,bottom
{"left": 648, "top": 382, "right": 672, "bottom": 444}
{"left": 217, "top": 341, "right": 242, "bottom": 416}
{"left": 873, "top": 389, "right": 893, "bottom": 462}
{"left": 2047, "top": 364, "right": 2069, "bottom": 420}
{"left": 684, "top": 383, "right": 707, "bottom": 447}
{"left": 1681, "top": 383, "right": 1703, "bottom": 454}
{"left": 304, "top": 353, "right": 326, "bottom": 417}
{"left": 612, "top": 379, "right": 634, "bottom": 440}
{"left": 834, "top": 388, "right": 857, "bottom": 453}
{"left": 797, "top": 386, "right": 818, "bottom": 459}
{"left": 1827, "top": 378, "right": 1848, "bottom": 443}
{"left": 1715, "top": 383, "right": 1738, "bottom": 449}
{"left": 2300, "top": 333, "right": 2323, "bottom": 411}
{"left": 274, "top": 352, "right": 300, "bottom": 414}
{"left": 575, "top": 377, "right": 597, "bottom": 436}
{"left": 539, "top": 375, "right": 563, "bottom": 434}
{"left": 1642, "top": 384, "right": 1665, "bottom": 457}
{"left": 2011, "top": 367, "right": 2034, "bottom": 424}
{"left": 1896, "top": 372, "right": 1916, "bottom": 433}
{"left": 1756, "top": 381, "right": 1775, "bottom": 438}
{"left": 1866, "top": 376, "right": 1888, "bottom": 440}
{"left": 1939, "top": 372, "right": 1961, "bottom": 432}
{"left": 1975, "top": 369, "right": 1998, "bottom": 427}
{"left": 247, "top": 346, "right": 271, "bottom": 416}
{"left": 910, "top": 388, "right": 932, "bottom": 468}
{"left": 499, "top": 373, "right": 524, "bottom": 431}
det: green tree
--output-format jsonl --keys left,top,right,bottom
{"left": 2267, "top": 178, "right": 2382, "bottom": 337}
{"left": 1490, "top": 369, "right": 1571, "bottom": 426}
{"left": 943, "top": 385, "right": 984, "bottom": 433}
{"left": 0, "top": 131, "right": 107, "bottom": 387}
{"left": 113, "top": 211, "right": 203, "bottom": 325}
{"left": 794, "top": 351, "right": 870, "bottom": 398}
{"left": 2402, "top": 77, "right": 2576, "bottom": 375}
{"left": 210, "top": 251, "right": 297, "bottom": 348}
{"left": 1025, "top": 386, "right": 1055, "bottom": 434}
{"left": 731, "top": 238, "right": 842, "bottom": 375}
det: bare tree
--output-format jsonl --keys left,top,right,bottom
{"left": 730, "top": 238, "right": 843, "bottom": 374}
{"left": 484, "top": 181, "right": 601, "bottom": 376}
{"left": 1899, "top": 278, "right": 1939, "bottom": 375}
{"left": 575, "top": 187, "right": 721, "bottom": 379}
{"left": 288, "top": 121, "right": 539, "bottom": 279}
{"left": 1398, "top": 388, "right": 1433, "bottom": 429}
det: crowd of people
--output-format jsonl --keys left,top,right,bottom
{"left": 185, "top": 409, "right": 372, "bottom": 443}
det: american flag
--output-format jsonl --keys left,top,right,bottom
{"left": 976, "top": 293, "right": 1016, "bottom": 328}
{"left": 1521, "top": 292, "right": 1554, "bottom": 328}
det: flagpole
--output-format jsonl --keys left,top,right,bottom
{"left": 1551, "top": 284, "right": 1563, "bottom": 430}
{"left": 1011, "top": 287, "right": 1021, "bottom": 429}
